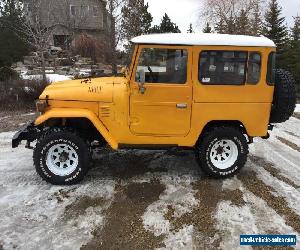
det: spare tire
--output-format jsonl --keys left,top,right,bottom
{"left": 270, "top": 69, "right": 297, "bottom": 123}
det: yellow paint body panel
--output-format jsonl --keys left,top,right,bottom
{"left": 35, "top": 44, "right": 276, "bottom": 149}
{"left": 35, "top": 108, "right": 118, "bottom": 149}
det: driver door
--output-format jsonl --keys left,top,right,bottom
{"left": 129, "top": 45, "right": 192, "bottom": 136}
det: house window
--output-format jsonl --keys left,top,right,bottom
{"left": 199, "top": 51, "right": 248, "bottom": 85}
{"left": 54, "top": 35, "right": 71, "bottom": 49}
{"left": 81, "top": 5, "right": 89, "bottom": 16}
{"left": 70, "top": 5, "right": 77, "bottom": 16}
{"left": 93, "top": 6, "right": 100, "bottom": 16}
{"left": 70, "top": 5, "right": 89, "bottom": 17}
{"left": 92, "top": 6, "right": 103, "bottom": 27}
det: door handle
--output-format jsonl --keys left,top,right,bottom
{"left": 176, "top": 103, "right": 188, "bottom": 109}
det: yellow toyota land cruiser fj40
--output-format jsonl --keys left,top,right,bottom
{"left": 12, "top": 33, "right": 297, "bottom": 185}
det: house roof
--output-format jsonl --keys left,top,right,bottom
{"left": 131, "top": 33, "right": 276, "bottom": 48}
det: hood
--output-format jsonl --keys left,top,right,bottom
{"left": 40, "top": 77, "right": 128, "bottom": 102}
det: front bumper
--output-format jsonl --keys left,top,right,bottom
{"left": 12, "top": 123, "right": 40, "bottom": 148}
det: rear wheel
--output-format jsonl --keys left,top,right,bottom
{"left": 33, "top": 128, "right": 90, "bottom": 185}
{"left": 196, "top": 126, "right": 248, "bottom": 178}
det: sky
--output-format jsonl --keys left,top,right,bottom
{"left": 146, "top": 0, "right": 300, "bottom": 32}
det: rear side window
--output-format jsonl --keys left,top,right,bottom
{"left": 267, "top": 52, "right": 276, "bottom": 86}
{"left": 199, "top": 51, "right": 248, "bottom": 85}
{"left": 248, "top": 53, "right": 261, "bottom": 84}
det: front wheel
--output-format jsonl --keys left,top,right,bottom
{"left": 196, "top": 126, "right": 249, "bottom": 178}
{"left": 33, "top": 128, "right": 90, "bottom": 185}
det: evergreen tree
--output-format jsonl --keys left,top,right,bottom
{"left": 236, "top": 9, "right": 250, "bottom": 35}
{"left": 149, "top": 13, "right": 180, "bottom": 34}
{"left": 187, "top": 23, "right": 194, "bottom": 33}
{"left": 215, "top": 18, "right": 226, "bottom": 34}
{"left": 203, "top": 22, "right": 212, "bottom": 33}
{"left": 121, "top": 0, "right": 153, "bottom": 41}
{"left": 0, "top": 0, "right": 29, "bottom": 67}
{"left": 140, "top": 1, "right": 153, "bottom": 34}
{"left": 149, "top": 25, "right": 161, "bottom": 33}
{"left": 288, "top": 16, "right": 300, "bottom": 96}
{"left": 292, "top": 15, "right": 300, "bottom": 42}
{"left": 159, "top": 13, "right": 181, "bottom": 33}
{"left": 225, "top": 13, "right": 236, "bottom": 34}
{"left": 262, "top": 0, "right": 288, "bottom": 54}
{"left": 276, "top": 15, "right": 300, "bottom": 100}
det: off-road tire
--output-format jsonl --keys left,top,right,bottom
{"left": 270, "top": 69, "right": 297, "bottom": 123}
{"left": 33, "top": 127, "right": 91, "bottom": 185}
{"left": 196, "top": 126, "right": 248, "bottom": 178}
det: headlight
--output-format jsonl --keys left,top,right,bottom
{"left": 36, "top": 100, "right": 48, "bottom": 113}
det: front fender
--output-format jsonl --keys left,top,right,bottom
{"left": 35, "top": 108, "right": 118, "bottom": 149}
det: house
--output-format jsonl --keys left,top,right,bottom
{"left": 23, "top": 0, "right": 112, "bottom": 50}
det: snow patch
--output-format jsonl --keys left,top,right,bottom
{"left": 21, "top": 73, "right": 72, "bottom": 83}
{"left": 221, "top": 178, "right": 300, "bottom": 248}
{"left": 250, "top": 135, "right": 300, "bottom": 186}
{"left": 216, "top": 201, "right": 256, "bottom": 250}
{"left": 253, "top": 166, "right": 300, "bottom": 216}
{"left": 142, "top": 178, "right": 199, "bottom": 247}
{"left": 143, "top": 182, "right": 198, "bottom": 237}
{"left": 0, "top": 132, "right": 116, "bottom": 250}
{"left": 159, "top": 225, "right": 194, "bottom": 250}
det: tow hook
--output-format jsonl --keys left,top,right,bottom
{"left": 268, "top": 124, "right": 274, "bottom": 131}
{"left": 261, "top": 133, "right": 270, "bottom": 140}
{"left": 248, "top": 136, "right": 254, "bottom": 144}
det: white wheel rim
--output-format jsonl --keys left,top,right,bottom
{"left": 46, "top": 144, "right": 79, "bottom": 176}
{"left": 210, "top": 139, "right": 238, "bottom": 170}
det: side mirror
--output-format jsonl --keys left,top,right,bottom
{"left": 121, "top": 66, "right": 129, "bottom": 77}
{"left": 137, "top": 69, "right": 146, "bottom": 94}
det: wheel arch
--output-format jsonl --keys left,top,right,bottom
{"left": 35, "top": 108, "right": 118, "bottom": 149}
{"left": 196, "top": 120, "right": 249, "bottom": 145}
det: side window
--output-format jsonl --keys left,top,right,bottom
{"left": 199, "top": 51, "right": 248, "bottom": 85}
{"left": 267, "top": 52, "right": 276, "bottom": 86}
{"left": 136, "top": 48, "right": 188, "bottom": 84}
{"left": 248, "top": 53, "right": 261, "bottom": 84}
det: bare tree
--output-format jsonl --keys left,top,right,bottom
{"left": 16, "top": 0, "right": 55, "bottom": 83}
{"left": 106, "top": 0, "right": 124, "bottom": 74}
{"left": 200, "top": 0, "right": 264, "bottom": 35}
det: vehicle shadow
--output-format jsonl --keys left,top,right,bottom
{"left": 87, "top": 147, "right": 204, "bottom": 182}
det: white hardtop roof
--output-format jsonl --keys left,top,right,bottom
{"left": 131, "top": 33, "right": 276, "bottom": 48}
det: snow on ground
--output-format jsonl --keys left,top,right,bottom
{"left": 20, "top": 69, "right": 94, "bottom": 84}
{"left": 21, "top": 73, "right": 72, "bottom": 83}
{"left": 0, "top": 132, "right": 115, "bottom": 250}
{"left": 219, "top": 178, "right": 300, "bottom": 249}
{"left": 295, "top": 104, "right": 300, "bottom": 113}
{"left": 0, "top": 115, "right": 300, "bottom": 249}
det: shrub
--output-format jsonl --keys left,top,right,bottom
{"left": 73, "top": 33, "right": 105, "bottom": 63}
{"left": 0, "top": 75, "right": 49, "bottom": 110}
